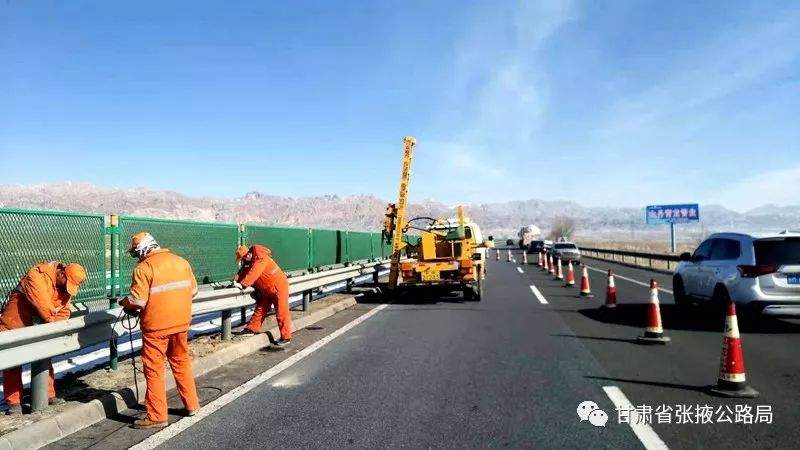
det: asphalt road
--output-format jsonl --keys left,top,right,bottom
{"left": 49, "top": 250, "right": 800, "bottom": 449}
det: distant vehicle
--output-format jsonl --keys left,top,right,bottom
{"left": 550, "top": 242, "right": 581, "bottom": 263}
{"left": 506, "top": 239, "right": 515, "bottom": 246}
{"left": 673, "top": 231, "right": 800, "bottom": 316}
{"left": 517, "top": 225, "right": 541, "bottom": 249}
{"left": 527, "top": 240, "right": 546, "bottom": 254}
{"left": 543, "top": 240, "right": 554, "bottom": 252}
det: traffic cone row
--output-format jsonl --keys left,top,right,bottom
{"left": 496, "top": 249, "right": 500, "bottom": 260}
{"left": 524, "top": 256, "right": 759, "bottom": 399}
{"left": 522, "top": 251, "right": 528, "bottom": 265}
{"left": 507, "top": 249, "right": 512, "bottom": 262}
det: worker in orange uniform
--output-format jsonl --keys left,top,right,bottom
{"left": 1, "top": 261, "right": 87, "bottom": 415}
{"left": 118, "top": 232, "right": 200, "bottom": 429}
{"left": 233, "top": 245, "right": 292, "bottom": 346}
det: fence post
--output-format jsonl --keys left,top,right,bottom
{"left": 108, "top": 214, "right": 119, "bottom": 371}
{"left": 221, "top": 309, "right": 232, "bottom": 340}
{"left": 303, "top": 290, "right": 311, "bottom": 311}
{"left": 30, "top": 359, "right": 50, "bottom": 412}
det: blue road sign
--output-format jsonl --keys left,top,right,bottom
{"left": 646, "top": 204, "right": 700, "bottom": 224}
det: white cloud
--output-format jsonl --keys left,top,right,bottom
{"left": 711, "top": 166, "right": 800, "bottom": 212}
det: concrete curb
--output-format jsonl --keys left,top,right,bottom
{"left": 0, "top": 296, "right": 359, "bottom": 450}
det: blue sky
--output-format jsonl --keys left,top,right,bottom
{"left": 1, "top": 0, "right": 798, "bottom": 212}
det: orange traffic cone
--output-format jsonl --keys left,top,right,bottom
{"left": 602, "top": 270, "right": 617, "bottom": 308}
{"left": 507, "top": 249, "right": 512, "bottom": 262}
{"left": 636, "top": 279, "right": 670, "bottom": 344}
{"left": 548, "top": 254, "right": 555, "bottom": 275}
{"left": 537, "top": 252, "right": 543, "bottom": 268}
{"left": 555, "top": 257, "right": 564, "bottom": 280}
{"left": 542, "top": 253, "right": 549, "bottom": 272}
{"left": 496, "top": 249, "right": 500, "bottom": 261}
{"left": 563, "top": 260, "right": 575, "bottom": 287}
{"left": 709, "top": 302, "right": 759, "bottom": 398}
{"left": 579, "top": 266, "right": 593, "bottom": 297}
{"left": 522, "top": 251, "right": 528, "bottom": 265}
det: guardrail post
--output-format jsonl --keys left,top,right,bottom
{"left": 221, "top": 309, "right": 232, "bottom": 341}
{"left": 302, "top": 290, "right": 311, "bottom": 311}
{"left": 240, "top": 306, "right": 247, "bottom": 324}
{"left": 346, "top": 278, "right": 354, "bottom": 293}
{"left": 108, "top": 214, "right": 119, "bottom": 371}
{"left": 372, "top": 269, "right": 379, "bottom": 284}
{"left": 30, "top": 359, "right": 50, "bottom": 412}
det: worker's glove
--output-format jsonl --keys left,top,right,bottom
{"left": 232, "top": 281, "right": 245, "bottom": 291}
{"left": 123, "top": 307, "right": 140, "bottom": 317}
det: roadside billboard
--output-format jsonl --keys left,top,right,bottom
{"left": 645, "top": 204, "right": 700, "bottom": 225}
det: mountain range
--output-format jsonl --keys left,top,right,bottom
{"left": 1, "top": 183, "right": 798, "bottom": 242}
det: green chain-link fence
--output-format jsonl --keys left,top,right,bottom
{"left": 116, "top": 216, "right": 239, "bottom": 294}
{"left": 243, "top": 225, "right": 310, "bottom": 273}
{"left": 0, "top": 209, "right": 107, "bottom": 304}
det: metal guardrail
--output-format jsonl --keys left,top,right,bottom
{"left": 0, "top": 259, "right": 389, "bottom": 410}
{"left": 579, "top": 246, "right": 680, "bottom": 271}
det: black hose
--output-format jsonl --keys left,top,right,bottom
{"left": 111, "top": 305, "right": 142, "bottom": 401}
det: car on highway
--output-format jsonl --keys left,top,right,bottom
{"left": 550, "top": 242, "right": 581, "bottom": 263}
{"left": 506, "top": 239, "right": 515, "bottom": 246}
{"left": 673, "top": 231, "right": 800, "bottom": 316}
{"left": 526, "top": 240, "right": 546, "bottom": 254}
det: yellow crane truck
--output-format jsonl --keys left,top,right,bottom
{"left": 382, "top": 136, "right": 493, "bottom": 301}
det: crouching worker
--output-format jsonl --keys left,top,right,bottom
{"left": 233, "top": 245, "right": 292, "bottom": 346}
{"left": 1, "top": 261, "right": 86, "bottom": 415}
{"left": 119, "top": 232, "right": 200, "bottom": 429}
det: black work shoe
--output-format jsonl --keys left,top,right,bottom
{"left": 234, "top": 328, "right": 257, "bottom": 336}
{"left": 5, "top": 404, "right": 22, "bottom": 415}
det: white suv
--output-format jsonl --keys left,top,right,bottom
{"left": 673, "top": 231, "right": 800, "bottom": 316}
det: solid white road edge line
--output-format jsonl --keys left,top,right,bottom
{"left": 585, "top": 265, "right": 673, "bottom": 295}
{"left": 517, "top": 267, "right": 524, "bottom": 274}
{"left": 529, "top": 285, "right": 548, "bottom": 304}
{"left": 602, "top": 386, "right": 669, "bottom": 450}
{"left": 130, "top": 303, "right": 390, "bottom": 450}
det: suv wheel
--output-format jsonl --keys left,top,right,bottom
{"left": 711, "top": 285, "right": 731, "bottom": 314}
{"left": 672, "top": 275, "right": 690, "bottom": 307}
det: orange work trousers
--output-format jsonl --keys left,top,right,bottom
{"left": 245, "top": 280, "right": 292, "bottom": 340}
{"left": 3, "top": 363, "right": 55, "bottom": 406}
{"left": 141, "top": 330, "right": 199, "bottom": 422}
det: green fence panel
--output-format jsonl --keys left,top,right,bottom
{"left": 244, "top": 225, "right": 310, "bottom": 272}
{"left": 348, "top": 231, "right": 374, "bottom": 262}
{"left": 0, "top": 208, "right": 107, "bottom": 304}
{"left": 311, "top": 228, "right": 347, "bottom": 268}
{"left": 117, "top": 216, "right": 239, "bottom": 293}
{"left": 371, "top": 233, "right": 384, "bottom": 259}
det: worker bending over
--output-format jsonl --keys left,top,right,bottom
{"left": 1, "top": 261, "right": 86, "bottom": 415}
{"left": 119, "top": 232, "right": 199, "bottom": 429}
{"left": 234, "top": 245, "right": 292, "bottom": 346}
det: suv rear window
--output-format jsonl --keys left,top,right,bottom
{"left": 554, "top": 243, "right": 577, "bottom": 249}
{"left": 709, "top": 238, "right": 740, "bottom": 260}
{"left": 754, "top": 238, "right": 800, "bottom": 265}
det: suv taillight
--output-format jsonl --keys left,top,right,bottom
{"left": 737, "top": 264, "right": 778, "bottom": 278}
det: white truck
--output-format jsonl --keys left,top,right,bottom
{"left": 517, "top": 225, "right": 542, "bottom": 249}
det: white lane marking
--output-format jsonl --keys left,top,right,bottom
{"left": 529, "top": 285, "right": 548, "bottom": 304}
{"left": 585, "top": 265, "right": 673, "bottom": 295}
{"left": 517, "top": 267, "right": 524, "bottom": 274}
{"left": 603, "top": 386, "right": 669, "bottom": 450}
{"left": 131, "top": 303, "right": 390, "bottom": 450}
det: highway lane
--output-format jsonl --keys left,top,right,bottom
{"left": 514, "top": 250, "right": 800, "bottom": 449}
{"left": 134, "top": 254, "right": 647, "bottom": 449}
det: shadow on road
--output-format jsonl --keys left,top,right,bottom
{"left": 576, "top": 305, "right": 800, "bottom": 334}
{"left": 584, "top": 375, "right": 708, "bottom": 393}
{"left": 551, "top": 333, "right": 640, "bottom": 345}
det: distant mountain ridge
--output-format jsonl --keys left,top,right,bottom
{"left": 1, "top": 183, "right": 798, "bottom": 241}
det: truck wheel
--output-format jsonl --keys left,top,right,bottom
{"left": 463, "top": 284, "right": 474, "bottom": 301}
{"left": 474, "top": 276, "right": 483, "bottom": 302}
